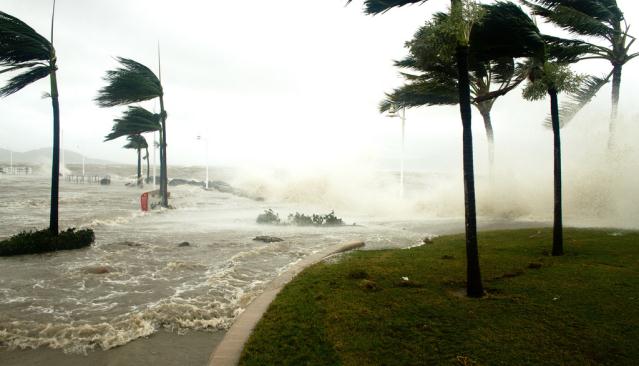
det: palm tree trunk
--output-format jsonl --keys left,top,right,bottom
{"left": 137, "top": 147, "right": 142, "bottom": 187}
{"left": 159, "top": 96, "right": 168, "bottom": 207}
{"left": 457, "top": 45, "right": 483, "bottom": 298}
{"left": 49, "top": 62, "right": 60, "bottom": 235}
{"left": 608, "top": 64, "right": 622, "bottom": 149}
{"left": 477, "top": 103, "right": 495, "bottom": 180}
{"left": 549, "top": 88, "right": 563, "bottom": 256}
{"left": 145, "top": 146, "right": 150, "bottom": 181}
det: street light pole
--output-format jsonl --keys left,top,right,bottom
{"left": 387, "top": 106, "right": 406, "bottom": 199}
{"left": 197, "top": 135, "right": 209, "bottom": 189}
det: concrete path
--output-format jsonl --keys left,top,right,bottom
{"left": 207, "top": 241, "right": 365, "bottom": 366}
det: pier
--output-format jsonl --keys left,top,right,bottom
{"left": 0, "top": 166, "right": 33, "bottom": 175}
{"left": 65, "top": 175, "right": 111, "bottom": 184}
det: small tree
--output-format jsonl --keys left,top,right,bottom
{"left": 123, "top": 135, "right": 148, "bottom": 186}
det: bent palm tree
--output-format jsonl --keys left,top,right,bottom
{"left": 104, "top": 106, "right": 160, "bottom": 184}
{"left": 0, "top": 8, "right": 61, "bottom": 234}
{"left": 123, "top": 135, "right": 148, "bottom": 186}
{"left": 96, "top": 58, "right": 169, "bottom": 206}
{"left": 522, "top": 0, "right": 638, "bottom": 148}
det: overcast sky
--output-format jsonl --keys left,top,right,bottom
{"left": 1, "top": 0, "right": 638, "bottom": 174}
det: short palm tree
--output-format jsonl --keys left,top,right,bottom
{"left": 104, "top": 106, "right": 160, "bottom": 184}
{"left": 522, "top": 0, "right": 638, "bottom": 148}
{"left": 123, "top": 135, "right": 148, "bottom": 186}
{"left": 96, "top": 57, "right": 169, "bottom": 206}
{"left": 0, "top": 9, "right": 61, "bottom": 234}
{"left": 349, "top": 0, "right": 544, "bottom": 297}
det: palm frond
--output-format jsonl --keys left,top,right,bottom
{"left": 380, "top": 78, "right": 458, "bottom": 113}
{"left": 471, "top": 2, "right": 545, "bottom": 63}
{"left": 95, "top": 57, "right": 162, "bottom": 107}
{"left": 105, "top": 106, "right": 161, "bottom": 141}
{"left": 521, "top": 1, "right": 612, "bottom": 38}
{"left": 542, "top": 35, "right": 601, "bottom": 63}
{"left": 0, "top": 64, "right": 49, "bottom": 97}
{"left": 0, "top": 11, "right": 52, "bottom": 65}
{"left": 123, "top": 134, "right": 148, "bottom": 149}
{"left": 346, "top": 0, "right": 427, "bottom": 15}
{"left": 544, "top": 74, "right": 610, "bottom": 128}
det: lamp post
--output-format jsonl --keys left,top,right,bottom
{"left": 196, "top": 135, "right": 209, "bottom": 189}
{"left": 387, "top": 106, "right": 406, "bottom": 199}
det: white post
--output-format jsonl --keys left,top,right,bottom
{"left": 152, "top": 131, "right": 157, "bottom": 186}
{"left": 10, "top": 151, "right": 13, "bottom": 174}
{"left": 205, "top": 138, "right": 209, "bottom": 189}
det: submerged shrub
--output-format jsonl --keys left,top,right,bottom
{"left": 0, "top": 228, "right": 95, "bottom": 256}
{"left": 257, "top": 209, "right": 346, "bottom": 227}
{"left": 256, "top": 209, "right": 281, "bottom": 224}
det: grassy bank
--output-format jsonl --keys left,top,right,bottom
{"left": 240, "top": 228, "right": 639, "bottom": 366}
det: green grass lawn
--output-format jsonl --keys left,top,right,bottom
{"left": 239, "top": 228, "right": 639, "bottom": 366}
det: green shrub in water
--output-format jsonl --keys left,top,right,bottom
{"left": 0, "top": 228, "right": 95, "bottom": 256}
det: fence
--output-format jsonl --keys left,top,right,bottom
{"left": 65, "top": 175, "right": 111, "bottom": 184}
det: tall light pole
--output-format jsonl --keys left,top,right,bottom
{"left": 197, "top": 135, "right": 209, "bottom": 189}
{"left": 387, "top": 106, "right": 406, "bottom": 199}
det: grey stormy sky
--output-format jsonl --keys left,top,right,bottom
{"left": 0, "top": 0, "right": 638, "bottom": 175}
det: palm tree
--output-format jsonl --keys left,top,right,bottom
{"left": 381, "top": 12, "right": 528, "bottom": 175}
{"left": 0, "top": 6, "right": 61, "bottom": 234}
{"left": 522, "top": 61, "right": 588, "bottom": 256}
{"left": 348, "top": 0, "right": 544, "bottom": 298}
{"left": 123, "top": 135, "right": 148, "bottom": 186}
{"left": 522, "top": 0, "right": 638, "bottom": 148}
{"left": 104, "top": 106, "right": 160, "bottom": 184}
{"left": 95, "top": 57, "right": 169, "bottom": 207}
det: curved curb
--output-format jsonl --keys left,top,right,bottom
{"left": 207, "top": 241, "right": 365, "bottom": 366}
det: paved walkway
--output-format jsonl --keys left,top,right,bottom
{"left": 207, "top": 241, "right": 365, "bottom": 366}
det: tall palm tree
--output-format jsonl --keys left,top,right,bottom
{"left": 95, "top": 57, "right": 169, "bottom": 207}
{"left": 381, "top": 12, "right": 528, "bottom": 175}
{"left": 348, "top": 0, "right": 544, "bottom": 298}
{"left": 123, "top": 134, "right": 148, "bottom": 186}
{"left": 104, "top": 106, "right": 160, "bottom": 184}
{"left": 522, "top": 0, "right": 638, "bottom": 148}
{"left": 0, "top": 6, "right": 61, "bottom": 234}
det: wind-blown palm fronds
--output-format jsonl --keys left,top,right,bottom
{"left": 548, "top": 74, "right": 610, "bottom": 128}
{"left": 104, "top": 106, "right": 160, "bottom": 141}
{"left": 522, "top": 0, "right": 638, "bottom": 147}
{"left": 95, "top": 57, "right": 163, "bottom": 107}
{"left": 0, "top": 10, "right": 61, "bottom": 234}
{"left": 346, "top": 0, "right": 427, "bottom": 14}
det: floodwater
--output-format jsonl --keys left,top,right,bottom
{"left": 0, "top": 165, "right": 445, "bottom": 359}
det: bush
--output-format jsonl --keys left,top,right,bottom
{"left": 257, "top": 209, "right": 346, "bottom": 226}
{"left": 256, "top": 209, "right": 281, "bottom": 224}
{"left": 0, "top": 228, "right": 95, "bottom": 256}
